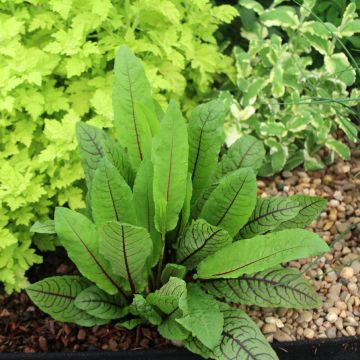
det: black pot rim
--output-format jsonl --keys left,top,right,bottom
{"left": 0, "top": 337, "right": 359, "bottom": 360}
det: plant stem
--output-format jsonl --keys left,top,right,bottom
{"left": 155, "top": 233, "right": 166, "bottom": 289}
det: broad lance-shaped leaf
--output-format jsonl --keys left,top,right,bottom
{"left": 179, "top": 173, "right": 193, "bottom": 233}
{"left": 177, "top": 283, "right": 223, "bottom": 350}
{"left": 201, "top": 267, "right": 321, "bottom": 309}
{"left": 196, "top": 229, "right": 329, "bottom": 279}
{"left": 237, "top": 197, "right": 300, "bottom": 239}
{"left": 133, "top": 159, "right": 161, "bottom": 267}
{"left": 26, "top": 276, "right": 106, "bottom": 326}
{"left": 199, "top": 168, "right": 257, "bottom": 237}
{"left": 276, "top": 195, "right": 326, "bottom": 230}
{"left": 188, "top": 100, "right": 225, "bottom": 204}
{"left": 76, "top": 122, "right": 105, "bottom": 187}
{"left": 113, "top": 46, "right": 157, "bottom": 165}
{"left": 191, "top": 135, "right": 264, "bottom": 219}
{"left": 147, "top": 277, "right": 187, "bottom": 315}
{"left": 152, "top": 100, "right": 189, "bottom": 234}
{"left": 102, "top": 136, "right": 135, "bottom": 187}
{"left": 213, "top": 304, "right": 278, "bottom": 360}
{"left": 158, "top": 311, "right": 190, "bottom": 341}
{"left": 177, "top": 219, "right": 233, "bottom": 270}
{"left": 130, "top": 295, "right": 162, "bottom": 325}
{"left": 30, "top": 220, "right": 55, "bottom": 234}
{"left": 55, "top": 208, "right": 125, "bottom": 295}
{"left": 75, "top": 285, "right": 129, "bottom": 320}
{"left": 91, "top": 158, "right": 137, "bottom": 226}
{"left": 216, "top": 135, "right": 265, "bottom": 178}
{"left": 100, "top": 222, "right": 152, "bottom": 294}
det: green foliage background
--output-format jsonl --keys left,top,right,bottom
{"left": 0, "top": 0, "right": 238, "bottom": 293}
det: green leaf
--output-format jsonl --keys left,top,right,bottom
{"left": 100, "top": 222, "right": 152, "bottom": 294}
{"left": 103, "top": 137, "right": 135, "bottom": 187}
{"left": 147, "top": 277, "right": 187, "bottom": 315}
{"left": 152, "top": 100, "right": 189, "bottom": 234}
{"left": 326, "top": 139, "right": 351, "bottom": 160}
{"left": 76, "top": 122, "right": 105, "bottom": 187}
{"left": 202, "top": 267, "right": 321, "bottom": 309}
{"left": 55, "top": 208, "right": 124, "bottom": 295}
{"left": 133, "top": 159, "right": 161, "bottom": 268}
{"left": 161, "top": 264, "right": 187, "bottom": 285}
{"left": 196, "top": 229, "right": 329, "bottom": 279}
{"left": 91, "top": 158, "right": 137, "bottom": 226}
{"left": 158, "top": 311, "right": 190, "bottom": 341}
{"left": 213, "top": 304, "right": 278, "bottom": 360}
{"left": 260, "top": 6, "right": 299, "bottom": 29}
{"left": 188, "top": 100, "right": 225, "bottom": 203}
{"left": 112, "top": 46, "right": 156, "bottom": 166}
{"left": 30, "top": 220, "right": 55, "bottom": 234}
{"left": 237, "top": 197, "right": 300, "bottom": 239}
{"left": 177, "top": 220, "right": 233, "bottom": 270}
{"left": 117, "top": 318, "right": 142, "bottom": 330}
{"left": 276, "top": 195, "right": 326, "bottom": 230}
{"left": 199, "top": 168, "right": 257, "bottom": 237}
{"left": 26, "top": 276, "right": 106, "bottom": 326}
{"left": 184, "top": 336, "right": 214, "bottom": 359}
{"left": 179, "top": 173, "right": 193, "bottom": 233}
{"left": 217, "top": 135, "right": 265, "bottom": 177}
{"left": 335, "top": 117, "right": 359, "bottom": 143}
{"left": 324, "top": 53, "right": 355, "bottom": 86}
{"left": 177, "top": 283, "right": 223, "bottom": 350}
{"left": 75, "top": 285, "right": 128, "bottom": 320}
{"left": 130, "top": 294, "right": 162, "bottom": 325}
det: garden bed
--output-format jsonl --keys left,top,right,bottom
{"left": 0, "top": 147, "right": 359, "bottom": 355}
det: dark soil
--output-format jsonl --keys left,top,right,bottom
{"left": 0, "top": 250, "right": 169, "bottom": 353}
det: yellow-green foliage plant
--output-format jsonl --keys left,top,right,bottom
{"left": 0, "top": 0, "right": 238, "bottom": 293}
{"left": 222, "top": 0, "right": 359, "bottom": 176}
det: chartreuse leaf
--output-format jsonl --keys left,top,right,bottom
{"left": 217, "top": 135, "right": 265, "bottom": 177}
{"left": 214, "top": 304, "right": 278, "bottom": 360}
{"left": 199, "top": 168, "right": 257, "bottom": 237}
{"left": 161, "top": 264, "right": 187, "bottom": 285}
{"left": 30, "top": 220, "right": 55, "bottom": 234}
{"left": 237, "top": 197, "right": 301, "bottom": 239}
{"left": 26, "top": 276, "right": 106, "bottom": 326}
{"left": 325, "top": 139, "right": 351, "bottom": 160}
{"left": 91, "top": 158, "right": 137, "bottom": 226}
{"left": 152, "top": 100, "right": 189, "bottom": 234}
{"left": 100, "top": 222, "right": 152, "bottom": 294}
{"left": 102, "top": 136, "right": 135, "bottom": 187}
{"left": 177, "top": 283, "right": 223, "bottom": 350}
{"left": 177, "top": 220, "right": 233, "bottom": 270}
{"left": 112, "top": 46, "right": 156, "bottom": 166}
{"left": 188, "top": 100, "right": 225, "bottom": 204}
{"left": 133, "top": 159, "right": 161, "bottom": 267}
{"left": 147, "top": 277, "right": 186, "bottom": 315}
{"left": 55, "top": 208, "right": 124, "bottom": 295}
{"left": 75, "top": 285, "right": 128, "bottom": 320}
{"left": 76, "top": 122, "right": 105, "bottom": 187}
{"left": 130, "top": 294, "right": 162, "bottom": 326}
{"left": 202, "top": 267, "right": 321, "bottom": 309}
{"left": 276, "top": 195, "right": 326, "bottom": 230}
{"left": 196, "top": 229, "right": 329, "bottom": 280}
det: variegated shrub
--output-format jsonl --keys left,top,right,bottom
{"left": 28, "top": 47, "right": 329, "bottom": 360}
{"left": 222, "top": 0, "right": 359, "bottom": 176}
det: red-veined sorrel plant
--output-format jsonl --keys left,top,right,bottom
{"left": 27, "top": 46, "right": 329, "bottom": 360}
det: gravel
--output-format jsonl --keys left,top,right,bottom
{"left": 249, "top": 145, "right": 360, "bottom": 342}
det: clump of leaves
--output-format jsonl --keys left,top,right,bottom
{"left": 28, "top": 47, "right": 329, "bottom": 360}
{"left": 222, "top": 0, "right": 359, "bottom": 176}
